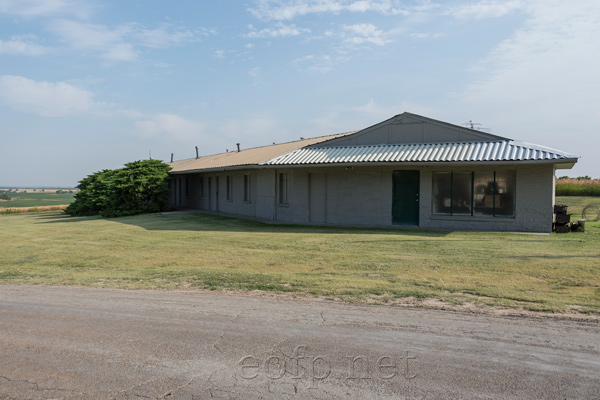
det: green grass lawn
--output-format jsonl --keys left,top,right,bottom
{"left": 1, "top": 196, "right": 599, "bottom": 315}
{"left": 0, "top": 192, "right": 76, "bottom": 208}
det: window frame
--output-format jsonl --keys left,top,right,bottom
{"left": 226, "top": 175, "right": 233, "bottom": 201}
{"left": 243, "top": 174, "right": 251, "bottom": 203}
{"left": 432, "top": 170, "right": 515, "bottom": 218}
{"left": 278, "top": 173, "right": 289, "bottom": 205}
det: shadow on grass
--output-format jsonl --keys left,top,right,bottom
{"left": 31, "top": 210, "right": 453, "bottom": 237}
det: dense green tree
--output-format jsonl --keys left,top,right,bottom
{"left": 65, "top": 160, "right": 171, "bottom": 217}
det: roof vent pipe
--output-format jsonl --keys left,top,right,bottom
{"left": 195, "top": 146, "right": 199, "bottom": 159}
{"left": 170, "top": 153, "right": 174, "bottom": 163}
{"left": 236, "top": 143, "right": 241, "bottom": 152}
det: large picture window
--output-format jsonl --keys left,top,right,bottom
{"left": 432, "top": 171, "right": 515, "bottom": 217}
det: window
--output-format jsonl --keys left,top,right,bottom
{"left": 493, "top": 171, "right": 516, "bottom": 216}
{"left": 473, "top": 172, "right": 494, "bottom": 215}
{"left": 432, "top": 171, "right": 515, "bottom": 217}
{"left": 278, "top": 173, "right": 288, "bottom": 204}
{"left": 244, "top": 174, "right": 251, "bottom": 202}
{"left": 226, "top": 176, "right": 233, "bottom": 201}
{"left": 177, "top": 178, "right": 182, "bottom": 206}
{"left": 198, "top": 177, "right": 204, "bottom": 198}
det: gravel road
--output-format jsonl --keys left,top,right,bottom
{"left": 0, "top": 285, "right": 598, "bottom": 399}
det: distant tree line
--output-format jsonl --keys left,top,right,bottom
{"left": 65, "top": 160, "right": 172, "bottom": 217}
{"left": 557, "top": 175, "right": 593, "bottom": 180}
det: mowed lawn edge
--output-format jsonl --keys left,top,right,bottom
{"left": 1, "top": 196, "right": 599, "bottom": 315}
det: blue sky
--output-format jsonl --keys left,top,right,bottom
{"left": 1, "top": 0, "right": 599, "bottom": 187}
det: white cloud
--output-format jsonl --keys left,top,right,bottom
{"left": 135, "top": 24, "right": 213, "bottom": 48}
{"left": 0, "top": 0, "right": 93, "bottom": 18}
{"left": 458, "top": 0, "right": 600, "bottom": 159}
{"left": 448, "top": 0, "right": 524, "bottom": 20}
{"left": 248, "top": 66, "right": 264, "bottom": 86}
{"left": 218, "top": 115, "right": 289, "bottom": 146}
{"left": 0, "top": 35, "right": 47, "bottom": 55}
{"left": 0, "top": 75, "right": 97, "bottom": 117}
{"left": 292, "top": 54, "right": 335, "bottom": 73}
{"left": 49, "top": 20, "right": 138, "bottom": 61}
{"left": 353, "top": 98, "right": 436, "bottom": 119}
{"left": 409, "top": 32, "right": 442, "bottom": 39}
{"left": 246, "top": 22, "right": 311, "bottom": 38}
{"left": 463, "top": 1, "right": 600, "bottom": 105}
{"left": 249, "top": 0, "right": 410, "bottom": 21}
{"left": 342, "top": 23, "right": 390, "bottom": 46}
{"left": 303, "top": 100, "right": 438, "bottom": 137}
{"left": 0, "top": 75, "right": 142, "bottom": 118}
{"left": 48, "top": 20, "right": 209, "bottom": 62}
{"left": 135, "top": 114, "right": 205, "bottom": 143}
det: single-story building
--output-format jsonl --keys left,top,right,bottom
{"left": 167, "top": 112, "right": 578, "bottom": 232}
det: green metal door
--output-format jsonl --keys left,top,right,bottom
{"left": 392, "top": 170, "right": 420, "bottom": 226}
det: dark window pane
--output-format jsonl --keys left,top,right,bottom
{"left": 226, "top": 176, "right": 232, "bottom": 200}
{"left": 279, "top": 173, "right": 288, "bottom": 204}
{"left": 452, "top": 172, "right": 471, "bottom": 215}
{"left": 473, "top": 171, "right": 494, "bottom": 216}
{"left": 495, "top": 171, "right": 515, "bottom": 216}
{"left": 432, "top": 172, "right": 451, "bottom": 215}
{"left": 244, "top": 175, "right": 251, "bottom": 202}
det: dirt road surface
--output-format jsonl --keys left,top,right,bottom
{"left": 0, "top": 285, "right": 598, "bottom": 399}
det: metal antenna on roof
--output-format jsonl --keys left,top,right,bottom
{"left": 462, "top": 120, "right": 491, "bottom": 132}
{"left": 236, "top": 143, "right": 241, "bottom": 152}
{"left": 195, "top": 146, "right": 199, "bottom": 159}
{"left": 170, "top": 153, "right": 174, "bottom": 163}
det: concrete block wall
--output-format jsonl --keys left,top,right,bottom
{"left": 207, "top": 171, "right": 258, "bottom": 217}
{"left": 324, "top": 168, "right": 391, "bottom": 225}
{"left": 169, "top": 163, "right": 557, "bottom": 232}
{"left": 255, "top": 170, "right": 276, "bottom": 220}
{"left": 515, "top": 164, "right": 554, "bottom": 232}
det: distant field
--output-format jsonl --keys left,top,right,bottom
{"left": 556, "top": 178, "right": 600, "bottom": 196}
{"left": 0, "top": 196, "right": 598, "bottom": 316}
{"left": 0, "top": 191, "right": 76, "bottom": 208}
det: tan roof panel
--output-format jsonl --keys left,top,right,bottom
{"left": 169, "top": 132, "right": 356, "bottom": 173}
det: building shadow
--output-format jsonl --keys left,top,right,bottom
{"left": 32, "top": 210, "right": 455, "bottom": 238}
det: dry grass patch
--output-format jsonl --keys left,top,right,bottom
{"left": 0, "top": 196, "right": 599, "bottom": 316}
{"left": 0, "top": 205, "right": 69, "bottom": 214}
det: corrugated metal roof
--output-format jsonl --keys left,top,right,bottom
{"left": 265, "top": 141, "right": 579, "bottom": 165}
{"left": 169, "top": 131, "right": 357, "bottom": 173}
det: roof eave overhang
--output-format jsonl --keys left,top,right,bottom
{"left": 265, "top": 159, "right": 578, "bottom": 168}
{"left": 168, "top": 164, "right": 263, "bottom": 174}
{"left": 168, "top": 158, "right": 578, "bottom": 174}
